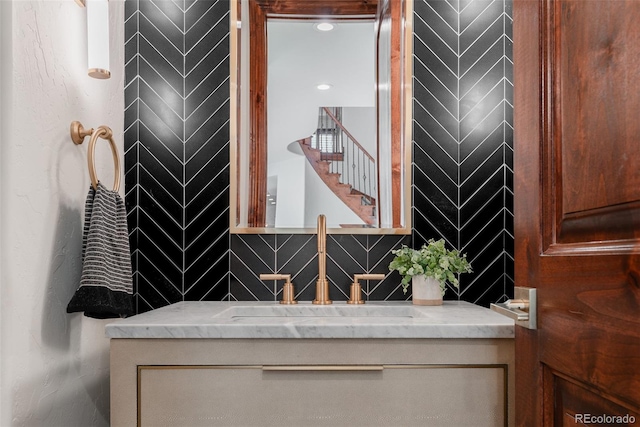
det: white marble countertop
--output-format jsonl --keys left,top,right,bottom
{"left": 105, "top": 301, "right": 514, "bottom": 339}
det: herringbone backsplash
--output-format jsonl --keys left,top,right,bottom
{"left": 125, "top": 0, "right": 513, "bottom": 313}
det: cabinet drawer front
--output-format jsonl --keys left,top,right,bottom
{"left": 138, "top": 364, "right": 507, "bottom": 426}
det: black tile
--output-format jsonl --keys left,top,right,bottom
{"left": 185, "top": 129, "right": 230, "bottom": 181}
{"left": 460, "top": 186, "right": 503, "bottom": 233}
{"left": 328, "top": 235, "right": 367, "bottom": 272}
{"left": 185, "top": 56, "right": 230, "bottom": 118}
{"left": 185, "top": 0, "right": 223, "bottom": 30}
{"left": 229, "top": 235, "right": 275, "bottom": 275}
{"left": 138, "top": 34, "right": 183, "bottom": 87}
{"left": 140, "top": 0, "right": 184, "bottom": 44}
{"left": 368, "top": 235, "right": 410, "bottom": 271}
{"left": 185, "top": 112, "right": 229, "bottom": 162}
{"left": 184, "top": 0, "right": 197, "bottom": 11}
{"left": 126, "top": 207, "right": 138, "bottom": 242}
{"left": 413, "top": 40, "right": 458, "bottom": 94}
{"left": 124, "top": 104, "right": 139, "bottom": 144}
{"left": 125, "top": 0, "right": 139, "bottom": 19}
{"left": 136, "top": 55, "right": 184, "bottom": 100}
{"left": 139, "top": 104, "right": 183, "bottom": 160}
{"left": 459, "top": 66, "right": 504, "bottom": 120}
{"left": 416, "top": 3, "right": 457, "bottom": 52}
{"left": 124, "top": 83, "right": 139, "bottom": 123}
{"left": 413, "top": 28, "right": 458, "bottom": 83}
{"left": 460, "top": 125, "right": 503, "bottom": 180}
{"left": 414, "top": 61, "right": 458, "bottom": 120}
{"left": 414, "top": 79, "right": 459, "bottom": 138}
{"left": 186, "top": 263, "right": 230, "bottom": 300}
{"left": 505, "top": 101, "right": 513, "bottom": 131}
{"left": 277, "top": 235, "right": 317, "bottom": 272}
{"left": 139, "top": 125, "right": 184, "bottom": 181}
{"left": 185, "top": 3, "right": 229, "bottom": 64}
{"left": 504, "top": 134, "right": 513, "bottom": 167}
{"left": 459, "top": 42, "right": 504, "bottom": 94}
{"left": 459, "top": 102, "right": 505, "bottom": 157}
{"left": 460, "top": 144, "right": 504, "bottom": 201}
{"left": 139, "top": 145, "right": 182, "bottom": 200}
{"left": 504, "top": 251, "right": 514, "bottom": 283}
{"left": 413, "top": 104, "right": 458, "bottom": 160}
{"left": 185, "top": 127, "right": 229, "bottom": 180}
{"left": 460, "top": 0, "right": 502, "bottom": 34}
{"left": 465, "top": 231, "right": 503, "bottom": 273}
{"left": 138, "top": 171, "right": 183, "bottom": 226}
{"left": 414, "top": 166, "right": 458, "bottom": 218}
{"left": 460, "top": 169, "right": 504, "bottom": 226}
{"left": 414, "top": 146, "right": 457, "bottom": 198}
{"left": 184, "top": 202, "right": 229, "bottom": 265}
{"left": 184, "top": 234, "right": 229, "bottom": 291}
{"left": 421, "top": 0, "right": 458, "bottom": 31}
{"left": 138, "top": 160, "right": 182, "bottom": 216}
{"left": 505, "top": 160, "right": 513, "bottom": 191}
{"left": 134, "top": 283, "right": 168, "bottom": 314}
{"left": 185, "top": 139, "right": 229, "bottom": 196}
{"left": 460, "top": 208, "right": 503, "bottom": 255}
{"left": 125, "top": 59, "right": 139, "bottom": 90}
{"left": 139, "top": 12, "right": 184, "bottom": 69}
{"left": 413, "top": 129, "right": 457, "bottom": 182}
{"left": 137, "top": 239, "right": 183, "bottom": 296}
{"left": 140, "top": 57, "right": 184, "bottom": 105}
{"left": 230, "top": 274, "right": 268, "bottom": 301}
{"left": 461, "top": 264, "right": 505, "bottom": 307}
{"left": 125, "top": 33, "right": 139, "bottom": 65}
{"left": 138, "top": 208, "right": 183, "bottom": 265}
{"left": 290, "top": 260, "right": 320, "bottom": 303}
{"left": 460, "top": 3, "right": 503, "bottom": 55}
{"left": 413, "top": 197, "right": 458, "bottom": 247}
{"left": 139, "top": 80, "right": 184, "bottom": 137}
{"left": 184, "top": 175, "right": 229, "bottom": 225}
{"left": 369, "top": 271, "right": 407, "bottom": 301}
{"left": 185, "top": 89, "right": 230, "bottom": 148}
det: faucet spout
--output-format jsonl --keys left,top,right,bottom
{"left": 313, "top": 214, "right": 332, "bottom": 305}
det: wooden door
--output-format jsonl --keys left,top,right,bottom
{"left": 514, "top": 0, "right": 640, "bottom": 425}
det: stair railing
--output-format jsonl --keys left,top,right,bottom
{"left": 310, "top": 107, "right": 377, "bottom": 206}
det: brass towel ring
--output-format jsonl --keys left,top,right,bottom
{"left": 70, "top": 121, "right": 121, "bottom": 192}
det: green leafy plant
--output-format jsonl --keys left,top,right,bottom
{"left": 388, "top": 239, "right": 472, "bottom": 295}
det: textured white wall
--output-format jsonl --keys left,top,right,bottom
{"left": 0, "top": 1, "right": 124, "bottom": 425}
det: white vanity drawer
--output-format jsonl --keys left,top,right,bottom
{"left": 138, "top": 363, "right": 506, "bottom": 426}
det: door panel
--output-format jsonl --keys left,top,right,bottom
{"left": 550, "top": 0, "right": 640, "bottom": 246}
{"left": 514, "top": 0, "right": 640, "bottom": 425}
{"left": 554, "top": 373, "right": 638, "bottom": 426}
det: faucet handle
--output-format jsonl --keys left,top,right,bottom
{"left": 348, "top": 274, "right": 386, "bottom": 305}
{"left": 259, "top": 274, "right": 297, "bottom": 305}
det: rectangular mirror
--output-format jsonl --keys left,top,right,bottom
{"left": 230, "top": 0, "right": 412, "bottom": 234}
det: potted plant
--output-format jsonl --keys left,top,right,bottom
{"left": 388, "top": 239, "right": 472, "bottom": 305}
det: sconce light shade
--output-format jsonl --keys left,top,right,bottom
{"left": 86, "top": 0, "right": 110, "bottom": 79}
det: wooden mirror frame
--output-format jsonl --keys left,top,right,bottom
{"left": 230, "top": 0, "right": 412, "bottom": 234}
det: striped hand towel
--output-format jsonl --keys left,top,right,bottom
{"left": 67, "top": 181, "right": 134, "bottom": 318}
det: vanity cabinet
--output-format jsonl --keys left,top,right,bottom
{"left": 110, "top": 338, "right": 514, "bottom": 426}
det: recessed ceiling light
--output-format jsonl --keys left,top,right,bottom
{"left": 314, "top": 22, "right": 335, "bottom": 32}
{"left": 316, "top": 83, "right": 332, "bottom": 91}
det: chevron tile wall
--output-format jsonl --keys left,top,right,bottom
{"left": 125, "top": 0, "right": 513, "bottom": 313}
{"left": 413, "top": 0, "right": 514, "bottom": 304}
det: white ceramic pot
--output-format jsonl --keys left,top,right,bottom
{"left": 411, "top": 275, "right": 443, "bottom": 306}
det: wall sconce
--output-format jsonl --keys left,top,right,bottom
{"left": 75, "top": 0, "right": 111, "bottom": 79}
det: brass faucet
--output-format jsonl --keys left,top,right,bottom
{"left": 313, "top": 214, "right": 332, "bottom": 304}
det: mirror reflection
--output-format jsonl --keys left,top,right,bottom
{"left": 231, "top": 0, "right": 412, "bottom": 234}
{"left": 267, "top": 20, "right": 377, "bottom": 228}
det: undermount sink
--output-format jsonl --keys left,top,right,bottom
{"left": 212, "top": 303, "right": 416, "bottom": 319}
